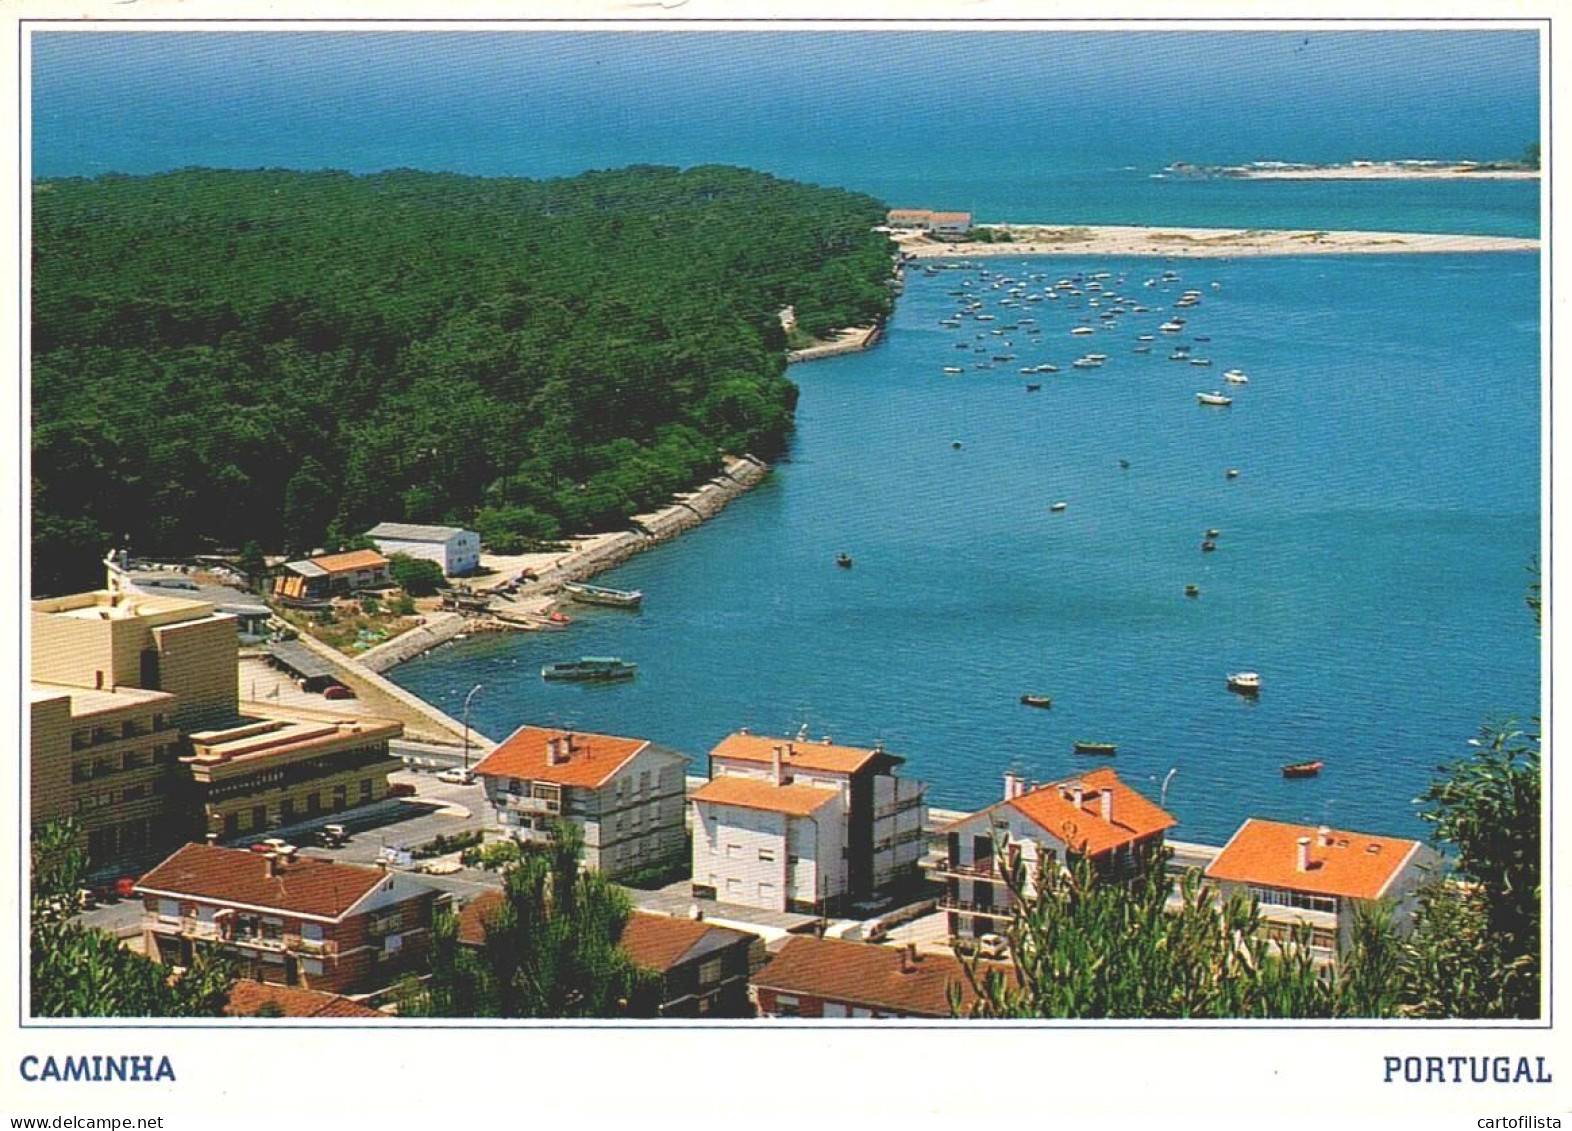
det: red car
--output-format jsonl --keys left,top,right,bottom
{"left": 323, "top": 684, "right": 356, "bottom": 700}
{"left": 387, "top": 782, "right": 417, "bottom": 798}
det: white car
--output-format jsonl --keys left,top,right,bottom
{"left": 977, "top": 933, "right": 1009, "bottom": 960}
{"left": 436, "top": 767, "right": 476, "bottom": 785}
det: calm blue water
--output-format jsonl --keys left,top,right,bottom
{"left": 393, "top": 254, "right": 1540, "bottom": 844}
{"left": 30, "top": 31, "right": 1543, "bottom": 842}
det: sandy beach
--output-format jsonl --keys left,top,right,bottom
{"left": 1236, "top": 166, "right": 1537, "bottom": 181}
{"left": 899, "top": 225, "right": 1539, "bottom": 259}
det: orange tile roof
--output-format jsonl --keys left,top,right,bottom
{"left": 473, "top": 725, "right": 653, "bottom": 789}
{"left": 225, "top": 979, "right": 385, "bottom": 1019}
{"left": 929, "top": 211, "right": 972, "bottom": 223}
{"left": 710, "top": 732, "right": 893, "bottom": 776}
{"left": 308, "top": 549, "right": 390, "bottom": 575}
{"left": 1006, "top": 767, "right": 1177, "bottom": 857}
{"left": 456, "top": 895, "right": 751, "bottom": 974}
{"left": 752, "top": 936, "right": 1011, "bottom": 1018}
{"left": 691, "top": 775, "right": 840, "bottom": 817}
{"left": 1204, "top": 819, "right": 1424, "bottom": 901}
{"left": 135, "top": 843, "right": 391, "bottom": 921}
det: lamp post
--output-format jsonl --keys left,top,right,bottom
{"left": 461, "top": 683, "right": 483, "bottom": 772}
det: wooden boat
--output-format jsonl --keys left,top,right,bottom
{"left": 1196, "top": 391, "right": 1233, "bottom": 406}
{"left": 1025, "top": 383, "right": 1042, "bottom": 392}
{"left": 1050, "top": 501, "right": 1068, "bottom": 512}
{"left": 836, "top": 553, "right": 854, "bottom": 569}
{"left": 541, "top": 657, "right": 637, "bottom": 682}
{"left": 1184, "top": 584, "right": 1200, "bottom": 598}
{"left": 1282, "top": 760, "right": 1323, "bottom": 779}
{"left": 1020, "top": 694, "right": 1053, "bottom": 709}
{"left": 1205, "top": 528, "right": 1221, "bottom": 539}
{"left": 1073, "top": 741, "right": 1118, "bottom": 757}
{"left": 1201, "top": 539, "right": 1217, "bottom": 552}
{"left": 561, "top": 581, "right": 644, "bottom": 609}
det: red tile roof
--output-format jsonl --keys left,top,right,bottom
{"left": 752, "top": 936, "right": 1010, "bottom": 1018}
{"left": 456, "top": 895, "right": 750, "bottom": 974}
{"left": 135, "top": 843, "right": 390, "bottom": 921}
{"left": 473, "top": 725, "right": 652, "bottom": 789}
{"left": 307, "top": 549, "right": 390, "bottom": 575}
{"left": 225, "top": 980, "right": 385, "bottom": 1019}
{"left": 1204, "top": 819, "right": 1425, "bottom": 901}
{"left": 710, "top": 732, "right": 891, "bottom": 776}
{"left": 1007, "top": 767, "right": 1177, "bottom": 856}
{"left": 691, "top": 775, "right": 841, "bottom": 817}
{"left": 928, "top": 211, "right": 972, "bottom": 224}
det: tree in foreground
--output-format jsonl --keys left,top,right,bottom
{"left": 402, "top": 822, "right": 659, "bottom": 1018}
{"left": 950, "top": 842, "right": 1402, "bottom": 1019}
{"left": 1404, "top": 722, "right": 1541, "bottom": 1018}
{"left": 387, "top": 553, "right": 446, "bottom": 597}
{"left": 30, "top": 821, "right": 234, "bottom": 1018}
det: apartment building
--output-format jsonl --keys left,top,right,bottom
{"left": 472, "top": 726, "right": 688, "bottom": 880}
{"left": 926, "top": 768, "right": 1177, "bottom": 940}
{"left": 183, "top": 704, "right": 403, "bottom": 840}
{"left": 691, "top": 773, "right": 847, "bottom": 913}
{"left": 1203, "top": 818, "right": 1441, "bottom": 959}
{"left": 708, "top": 731, "right": 927, "bottom": 901}
{"left": 137, "top": 843, "right": 440, "bottom": 995}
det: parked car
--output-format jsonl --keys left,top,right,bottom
{"left": 977, "top": 933, "right": 1009, "bottom": 960}
{"left": 323, "top": 684, "right": 356, "bottom": 700}
{"left": 387, "top": 782, "right": 418, "bottom": 798}
{"left": 437, "top": 767, "right": 477, "bottom": 785}
{"left": 318, "top": 824, "right": 349, "bottom": 847}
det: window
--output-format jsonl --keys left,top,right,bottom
{"left": 774, "top": 994, "right": 801, "bottom": 1017}
{"left": 157, "top": 899, "right": 180, "bottom": 921}
{"left": 301, "top": 958, "right": 324, "bottom": 976}
{"left": 698, "top": 957, "right": 724, "bottom": 988}
{"left": 384, "top": 933, "right": 403, "bottom": 954}
{"left": 822, "top": 1002, "right": 849, "bottom": 1018}
{"left": 726, "top": 844, "right": 741, "bottom": 858}
{"left": 300, "top": 923, "right": 323, "bottom": 942}
{"left": 758, "top": 848, "right": 775, "bottom": 862}
{"left": 788, "top": 854, "right": 801, "bottom": 865}
{"left": 758, "top": 881, "right": 776, "bottom": 902}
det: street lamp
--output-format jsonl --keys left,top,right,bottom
{"left": 461, "top": 683, "right": 484, "bottom": 772}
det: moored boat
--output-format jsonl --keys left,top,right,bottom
{"left": 1050, "top": 501, "right": 1068, "bottom": 512}
{"left": 561, "top": 581, "right": 644, "bottom": 608}
{"left": 1227, "top": 671, "right": 1262, "bottom": 695}
{"left": 836, "top": 553, "right": 854, "bottom": 569}
{"left": 1197, "top": 391, "right": 1233, "bottom": 406}
{"left": 1020, "top": 694, "right": 1053, "bottom": 709}
{"left": 1073, "top": 741, "right": 1118, "bottom": 757}
{"left": 1224, "top": 369, "right": 1250, "bottom": 384}
{"left": 1185, "top": 584, "right": 1200, "bottom": 598}
{"left": 542, "top": 657, "right": 637, "bottom": 682}
{"left": 1282, "top": 760, "right": 1323, "bottom": 779}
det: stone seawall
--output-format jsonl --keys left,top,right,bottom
{"left": 356, "top": 611, "right": 471, "bottom": 674}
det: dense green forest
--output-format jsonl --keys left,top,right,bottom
{"left": 32, "top": 165, "right": 896, "bottom": 593}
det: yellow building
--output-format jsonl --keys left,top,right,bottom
{"left": 30, "top": 682, "right": 188, "bottom": 866}
{"left": 31, "top": 584, "right": 238, "bottom": 735}
{"left": 183, "top": 705, "right": 403, "bottom": 839}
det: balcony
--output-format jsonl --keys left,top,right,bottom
{"left": 505, "top": 794, "right": 561, "bottom": 816}
{"left": 923, "top": 857, "right": 997, "bottom": 880}
{"left": 230, "top": 932, "right": 289, "bottom": 953}
{"left": 293, "top": 936, "right": 337, "bottom": 956}
{"left": 936, "top": 896, "right": 1012, "bottom": 919}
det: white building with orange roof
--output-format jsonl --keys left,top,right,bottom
{"left": 472, "top": 725, "right": 688, "bottom": 880}
{"left": 1203, "top": 818, "right": 1441, "bottom": 959}
{"left": 691, "top": 769, "right": 847, "bottom": 913}
{"left": 707, "top": 731, "right": 927, "bottom": 904}
{"left": 926, "top": 769, "right": 1177, "bottom": 941}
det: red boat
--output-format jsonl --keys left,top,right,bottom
{"left": 1281, "top": 761, "right": 1324, "bottom": 779}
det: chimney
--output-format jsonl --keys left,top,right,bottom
{"left": 1070, "top": 783, "right": 1084, "bottom": 808}
{"left": 899, "top": 943, "right": 918, "bottom": 974}
{"left": 1296, "top": 836, "right": 1312, "bottom": 872}
{"left": 267, "top": 852, "right": 283, "bottom": 878}
{"left": 1317, "top": 825, "right": 1332, "bottom": 848}
{"left": 1100, "top": 788, "right": 1114, "bottom": 824}
{"left": 204, "top": 832, "right": 218, "bottom": 845}
{"left": 547, "top": 737, "right": 563, "bottom": 765}
{"left": 1003, "top": 772, "right": 1020, "bottom": 801}
{"left": 688, "top": 904, "right": 704, "bottom": 922}
{"left": 771, "top": 745, "right": 786, "bottom": 785}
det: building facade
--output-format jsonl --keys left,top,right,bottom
{"left": 926, "top": 768, "right": 1177, "bottom": 940}
{"left": 690, "top": 773, "right": 846, "bottom": 913}
{"left": 472, "top": 726, "right": 688, "bottom": 880}
{"left": 708, "top": 732, "right": 927, "bottom": 902}
{"left": 30, "top": 683, "right": 186, "bottom": 866}
{"left": 1203, "top": 818, "right": 1442, "bottom": 959}
{"left": 364, "top": 523, "right": 480, "bottom": 577}
{"left": 273, "top": 550, "right": 391, "bottom": 603}
{"left": 183, "top": 705, "right": 404, "bottom": 840}
{"left": 137, "top": 843, "right": 440, "bottom": 996}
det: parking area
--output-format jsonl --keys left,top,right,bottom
{"left": 884, "top": 910, "right": 956, "bottom": 955}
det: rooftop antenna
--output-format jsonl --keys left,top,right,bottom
{"left": 1160, "top": 767, "right": 1179, "bottom": 809}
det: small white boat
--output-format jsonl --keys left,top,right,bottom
{"left": 1071, "top": 326, "right": 1095, "bottom": 336}
{"left": 1197, "top": 391, "right": 1233, "bottom": 406}
{"left": 1050, "top": 501, "right": 1068, "bottom": 512}
{"left": 1159, "top": 321, "right": 1185, "bottom": 333}
{"left": 1189, "top": 357, "right": 1213, "bottom": 367}
{"left": 1227, "top": 671, "right": 1262, "bottom": 695}
{"left": 1072, "top": 356, "right": 1103, "bottom": 369}
{"left": 943, "top": 367, "right": 964, "bottom": 374}
{"left": 1224, "top": 369, "right": 1250, "bottom": 384}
